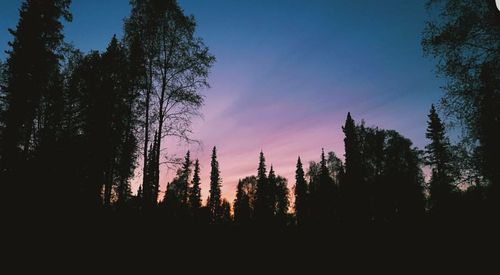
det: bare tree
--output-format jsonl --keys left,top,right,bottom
{"left": 125, "top": 0, "right": 214, "bottom": 206}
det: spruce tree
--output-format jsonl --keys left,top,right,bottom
{"left": 208, "top": 146, "right": 222, "bottom": 224}
{"left": 179, "top": 151, "right": 192, "bottom": 206}
{"left": 254, "top": 151, "right": 271, "bottom": 224}
{"left": 342, "top": 112, "right": 368, "bottom": 224}
{"left": 294, "top": 157, "right": 308, "bottom": 226}
{"left": 100, "top": 36, "right": 134, "bottom": 208}
{"left": 309, "top": 149, "right": 336, "bottom": 225}
{"left": 0, "top": 0, "right": 72, "bottom": 209}
{"left": 425, "top": 105, "right": 455, "bottom": 217}
{"left": 189, "top": 159, "right": 202, "bottom": 211}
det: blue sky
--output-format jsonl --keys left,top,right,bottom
{"left": 0, "top": 0, "right": 445, "bottom": 200}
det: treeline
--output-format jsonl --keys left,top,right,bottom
{"left": 142, "top": 109, "right": 491, "bottom": 226}
{"left": 0, "top": 0, "right": 498, "bottom": 225}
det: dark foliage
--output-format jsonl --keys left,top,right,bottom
{"left": 208, "top": 146, "right": 222, "bottom": 224}
{"left": 422, "top": 0, "right": 500, "bottom": 214}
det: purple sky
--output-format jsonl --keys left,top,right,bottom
{"left": 1, "top": 0, "right": 445, "bottom": 203}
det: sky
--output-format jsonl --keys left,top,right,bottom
{"left": 0, "top": 0, "right": 445, "bottom": 203}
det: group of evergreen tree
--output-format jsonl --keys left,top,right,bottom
{"left": 161, "top": 147, "right": 231, "bottom": 225}
{"left": 0, "top": 0, "right": 498, "bottom": 226}
{"left": 233, "top": 152, "right": 290, "bottom": 226}
{"left": 205, "top": 108, "right": 492, "bottom": 227}
{"left": 0, "top": 0, "right": 214, "bottom": 215}
{"left": 287, "top": 113, "right": 426, "bottom": 226}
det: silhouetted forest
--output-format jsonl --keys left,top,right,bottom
{"left": 0, "top": 0, "right": 498, "bottom": 228}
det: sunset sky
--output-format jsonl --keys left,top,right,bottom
{"left": 0, "top": 0, "right": 444, "bottom": 203}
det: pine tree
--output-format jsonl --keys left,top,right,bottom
{"left": 208, "top": 146, "right": 222, "bottom": 224}
{"left": 309, "top": 149, "right": 337, "bottom": 225}
{"left": 189, "top": 159, "right": 202, "bottom": 211}
{"left": 179, "top": 151, "right": 192, "bottom": 206}
{"left": 66, "top": 51, "right": 102, "bottom": 208}
{"left": 0, "top": 0, "right": 72, "bottom": 210}
{"left": 294, "top": 157, "right": 308, "bottom": 226}
{"left": 100, "top": 35, "right": 134, "bottom": 208}
{"left": 254, "top": 150, "right": 272, "bottom": 224}
{"left": 425, "top": 105, "right": 455, "bottom": 217}
{"left": 342, "top": 112, "right": 369, "bottom": 224}
{"left": 60, "top": 35, "right": 140, "bottom": 209}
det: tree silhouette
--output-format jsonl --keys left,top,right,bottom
{"left": 220, "top": 199, "right": 232, "bottom": 225}
{"left": 383, "top": 131, "right": 426, "bottom": 223}
{"left": 267, "top": 165, "right": 278, "bottom": 215}
{"left": 358, "top": 126, "right": 388, "bottom": 223}
{"left": 308, "top": 149, "right": 337, "bottom": 225}
{"left": 124, "top": 0, "right": 215, "bottom": 210}
{"left": 125, "top": 0, "right": 160, "bottom": 208}
{"left": 143, "top": 131, "right": 160, "bottom": 206}
{"left": 254, "top": 151, "right": 273, "bottom": 224}
{"left": 0, "top": 0, "right": 495, "bottom": 228}
{"left": 178, "top": 151, "right": 192, "bottom": 206}
{"left": 234, "top": 176, "right": 256, "bottom": 225}
{"left": 208, "top": 146, "right": 222, "bottom": 224}
{"left": 422, "top": 0, "right": 500, "bottom": 213}
{"left": 341, "top": 113, "right": 369, "bottom": 224}
{"left": 163, "top": 180, "right": 182, "bottom": 221}
{"left": 116, "top": 128, "right": 137, "bottom": 209}
{"left": 347, "top": 122, "right": 426, "bottom": 224}
{"left": 294, "top": 157, "right": 308, "bottom": 226}
{"left": 274, "top": 175, "right": 290, "bottom": 226}
{"left": 264, "top": 166, "right": 290, "bottom": 225}
{"left": 425, "top": 105, "right": 456, "bottom": 219}
{"left": 189, "top": 159, "right": 202, "bottom": 211}
{"left": 0, "top": 0, "right": 72, "bottom": 211}
{"left": 58, "top": 36, "right": 142, "bottom": 210}
{"left": 100, "top": 36, "right": 138, "bottom": 208}
{"left": 234, "top": 180, "right": 249, "bottom": 225}
{"left": 161, "top": 151, "right": 194, "bottom": 221}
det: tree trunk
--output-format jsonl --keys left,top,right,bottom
{"left": 141, "top": 57, "right": 153, "bottom": 207}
